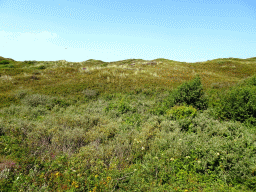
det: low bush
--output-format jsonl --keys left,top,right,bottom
{"left": 165, "top": 103, "right": 198, "bottom": 120}
{"left": 0, "top": 60, "right": 10, "bottom": 65}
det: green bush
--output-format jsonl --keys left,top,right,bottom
{"left": 165, "top": 103, "right": 198, "bottom": 120}
{"left": 165, "top": 103, "right": 197, "bottom": 132}
{"left": 169, "top": 74, "right": 209, "bottom": 111}
{"left": 215, "top": 85, "right": 256, "bottom": 125}
{"left": 23, "top": 60, "right": 36, "bottom": 65}
{"left": 20, "top": 93, "right": 56, "bottom": 110}
{"left": 0, "top": 60, "right": 10, "bottom": 65}
{"left": 36, "top": 65, "right": 46, "bottom": 69}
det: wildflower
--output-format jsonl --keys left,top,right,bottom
{"left": 186, "top": 156, "right": 190, "bottom": 159}
{"left": 217, "top": 153, "right": 220, "bottom": 156}
{"left": 141, "top": 147, "right": 145, "bottom": 150}
{"left": 170, "top": 158, "right": 174, "bottom": 161}
{"left": 95, "top": 175, "right": 98, "bottom": 178}
{"left": 107, "top": 176, "right": 111, "bottom": 181}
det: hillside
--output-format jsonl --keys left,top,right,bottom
{"left": 0, "top": 56, "right": 256, "bottom": 191}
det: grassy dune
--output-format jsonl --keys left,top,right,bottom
{"left": 0, "top": 56, "right": 256, "bottom": 191}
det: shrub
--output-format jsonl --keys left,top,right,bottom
{"left": 81, "top": 89, "right": 99, "bottom": 98}
{"left": 165, "top": 103, "right": 197, "bottom": 132}
{"left": 214, "top": 85, "right": 256, "bottom": 126}
{"left": 20, "top": 93, "right": 55, "bottom": 110}
{"left": 168, "top": 74, "right": 209, "bottom": 111}
{"left": 165, "top": 103, "right": 198, "bottom": 120}
{"left": 37, "top": 65, "right": 46, "bottom": 69}
{"left": 0, "top": 60, "right": 10, "bottom": 65}
{"left": 23, "top": 60, "right": 36, "bottom": 65}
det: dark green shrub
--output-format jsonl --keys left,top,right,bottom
{"left": 37, "top": 65, "right": 46, "bottom": 69}
{"left": 215, "top": 85, "right": 256, "bottom": 125}
{"left": 168, "top": 74, "right": 209, "bottom": 111}
{"left": 0, "top": 60, "right": 10, "bottom": 65}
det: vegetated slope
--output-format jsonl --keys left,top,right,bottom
{"left": 0, "top": 56, "right": 256, "bottom": 191}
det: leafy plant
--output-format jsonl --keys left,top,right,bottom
{"left": 169, "top": 74, "right": 209, "bottom": 111}
{"left": 0, "top": 60, "right": 10, "bottom": 65}
{"left": 215, "top": 85, "right": 256, "bottom": 125}
{"left": 165, "top": 103, "right": 198, "bottom": 120}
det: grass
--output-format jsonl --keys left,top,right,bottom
{"left": 0, "top": 56, "right": 256, "bottom": 191}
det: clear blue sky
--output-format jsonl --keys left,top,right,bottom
{"left": 0, "top": 0, "right": 255, "bottom": 63}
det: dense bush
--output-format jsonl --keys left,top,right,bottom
{"left": 165, "top": 103, "right": 198, "bottom": 120}
{"left": 149, "top": 75, "right": 209, "bottom": 116}
{"left": 214, "top": 84, "right": 256, "bottom": 126}
{"left": 164, "top": 103, "right": 198, "bottom": 132}
{"left": 36, "top": 65, "right": 46, "bottom": 69}
{"left": 168, "top": 75, "right": 209, "bottom": 111}
{"left": 0, "top": 60, "right": 10, "bottom": 65}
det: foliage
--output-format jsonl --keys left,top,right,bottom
{"left": 0, "top": 57, "right": 256, "bottom": 191}
{"left": 168, "top": 74, "right": 209, "bottom": 111}
{"left": 23, "top": 60, "right": 36, "bottom": 65}
{"left": 214, "top": 80, "right": 256, "bottom": 126}
{"left": 0, "top": 60, "right": 10, "bottom": 65}
{"left": 165, "top": 103, "right": 198, "bottom": 120}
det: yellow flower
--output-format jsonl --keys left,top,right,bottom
{"left": 107, "top": 176, "right": 111, "bottom": 181}
{"left": 95, "top": 175, "right": 98, "bottom": 178}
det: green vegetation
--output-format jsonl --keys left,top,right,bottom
{"left": 0, "top": 56, "right": 256, "bottom": 191}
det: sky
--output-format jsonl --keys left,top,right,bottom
{"left": 0, "top": 0, "right": 256, "bottom": 63}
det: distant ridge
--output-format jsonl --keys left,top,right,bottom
{"left": 0, "top": 56, "right": 255, "bottom": 63}
{"left": 0, "top": 56, "right": 15, "bottom": 62}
